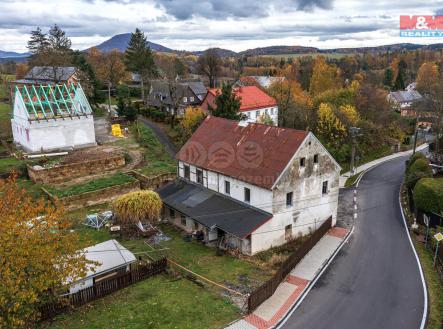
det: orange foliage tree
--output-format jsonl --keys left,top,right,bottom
{"left": 0, "top": 176, "right": 94, "bottom": 328}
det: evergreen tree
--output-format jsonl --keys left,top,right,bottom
{"left": 211, "top": 84, "right": 244, "bottom": 120}
{"left": 27, "top": 27, "right": 49, "bottom": 56}
{"left": 394, "top": 70, "right": 405, "bottom": 90}
{"left": 383, "top": 68, "right": 393, "bottom": 88}
{"left": 48, "top": 24, "right": 72, "bottom": 51}
{"left": 125, "top": 28, "right": 157, "bottom": 102}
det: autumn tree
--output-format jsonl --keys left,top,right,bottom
{"left": 210, "top": 84, "right": 244, "bottom": 120}
{"left": 316, "top": 102, "right": 346, "bottom": 142}
{"left": 0, "top": 176, "right": 94, "bottom": 328}
{"left": 27, "top": 25, "right": 73, "bottom": 74}
{"left": 416, "top": 62, "right": 440, "bottom": 94}
{"left": 178, "top": 106, "right": 207, "bottom": 142}
{"left": 268, "top": 79, "right": 313, "bottom": 129}
{"left": 257, "top": 112, "right": 275, "bottom": 125}
{"left": 309, "top": 56, "right": 340, "bottom": 97}
{"left": 125, "top": 28, "right": 157, "bottom": 102}
{"left": 198, "top": 48, "right": 221, "bottom": 88}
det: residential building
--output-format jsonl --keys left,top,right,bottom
{"left": 14, "top": 66, "right": 78, "bottom": 86}
{"left": 388, "top": 89, "right": 422, "bottom": 113}
{"left": 147, "top": 80, "right": 206, "bottom": 116}
{"left": 158, "top": 116, "right": 340, "bottom": 255}
{"left": 200, "top": 86, "right": 278, "bottom": 125}
{"left": 69, "top": 240, "right": 136, "bottom": 293}
{"left": 11, "top": 83, "right": 96, "bottom": 153}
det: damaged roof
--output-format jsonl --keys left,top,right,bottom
{"left": 158, "top": 179, "right": 272, "bottom": 238}
{"left": 176, "top": 116, "right": 309, "bottom": 189}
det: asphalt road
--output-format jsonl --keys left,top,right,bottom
{"left": 281, "top": 157, "right": 425, "bottom": 329}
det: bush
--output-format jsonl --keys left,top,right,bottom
{"left": 406, "top": 158, "right": 433, "bottom": 189}
{"left": 112, "top": 190, "right": 162, "bottom": 224}
{"left": 414, "top": 178, "right": 443, "bottom": 214}
{"left": 406, "top": 152, "right": 427, "bottom": 173}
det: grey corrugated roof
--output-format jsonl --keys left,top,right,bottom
{"left": 187, "top": 81, "right": 207, "bottom": 98}
{"left": 158, "top": 179, "right": 272, "bottom": 238}
{"left": 389, "top": 90, "right": 422, "bottom": 103}
{"left": 24, "top": 66, "right": 77, "bottom": 82}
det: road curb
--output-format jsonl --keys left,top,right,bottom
{"left": 398, "top": 190, "right": 429, "bottom": 329}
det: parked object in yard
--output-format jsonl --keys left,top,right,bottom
{"left": 84, "top": 211, "right": 113, "bottom": 230}
{"left": 68, "top": 239, "right": 136, "bottom": 294}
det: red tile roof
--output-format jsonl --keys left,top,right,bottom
{"left": 206, "top": 86, "right": 277, "bottom": 112}
{"left": 176, "top": 116, "right": 309, "bottom": 189}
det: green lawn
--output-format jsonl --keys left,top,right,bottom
{"left": 340, "top": 144, "right": 392, "bottom": 174}
{"left": 414, "top": 241, "right": 443, "bottom": 329}
{"left": 0, "top": 156, "right": 25, "bottom": 175}
{"left": 44, "top": 173, "right": 136, "bottom": 198}
{"left": 133, "top": 124, "right": 176, "bottom": 177}
{"left": 0, "top": 102, "right": 11, "bottom": 119}
{"left": 43, "top": 274, "right": 239, "bottom": 329}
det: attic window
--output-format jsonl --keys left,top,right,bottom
{"left": 314, "top": 154, "right": 319, "bottom": 164}
{"left": 190, "top": 96, "right": 195, "bottom": 102}
{"left": 183, "top": 97, "right": 187, "bottom": 103}
{"left": 300, "top": 157, "right": 306, "bottom": 167}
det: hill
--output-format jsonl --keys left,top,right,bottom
{"left": 89, "top": 33, "right": 174, "bottom": 53}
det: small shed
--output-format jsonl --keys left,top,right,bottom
{"left": 11, "top": 83, "right": 96, "bottom": 153}
{"left": 69, "top": 239, "right": 136, "bottom": 293}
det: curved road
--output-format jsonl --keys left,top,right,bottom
{"left": 281, "top": 157, "right": 426, "bottom": 329}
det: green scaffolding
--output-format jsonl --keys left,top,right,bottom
{"left": 14, "top": 83, "right": 92, "bottom": 121}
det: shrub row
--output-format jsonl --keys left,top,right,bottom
{"left": 414, "top": 178, "right": 443, "bottom": 215}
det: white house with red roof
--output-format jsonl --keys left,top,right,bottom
{"left": 158, "top": 116, "right": 340, "bottom": 255}
{"left": 200, "top": 86, "right": 278, "bottom": 125}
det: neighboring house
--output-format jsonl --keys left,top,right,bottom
{"left": 235, "top": 76, "right": 285, "bottom": 89}
{"left": 11, "top": 83, "right": 96, "bottom": 153}
{"left": 147, "top": 80, "right": 206, "bottom": 116}
{"left": 200, "top": 86, "right": 278, "bottom": 125}
{"left": 14, "top": 66, "right": 78, "bottom": 86}
{"left": 158, "top": 116, "right": 340, "bottom": 255}
{"left": 69, "top": 240, "right": 137, "bottom": 293}
{"left": 388, "top": 89, "right": 422, "bottom": 113}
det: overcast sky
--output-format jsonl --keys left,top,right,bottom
{"left": 1, "top": 0, "right": 443, "bottom": 53}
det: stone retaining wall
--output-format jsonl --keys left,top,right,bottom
{"left": 42, "top": 180, "right": 140, "bottom": 210}
{"left": 28, "top": 155, "right": 125, "bottom": 184}
{"left": 130, "top": 171, "right": 176, "bottom": 190}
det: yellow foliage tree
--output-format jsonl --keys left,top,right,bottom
{"left": 339, "top": 104, "right": 360, "bottom": 126}
{"left": 309, "top": 56, "right": 340, "bottom": 97}
{"left": 416, "top": 62, "right": 440, "bottom": 94}
{"left": 316, "top": 103, "right": 346, "bottom": 141}
{"left": 181, "top": 107, "right": 207, "bottom": 139}
{"left": 0, "top": 176, "right": 93, "bottom": 328}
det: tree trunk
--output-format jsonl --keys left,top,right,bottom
{"left": 108, "top": 82, "right": 112, "bottom": 114}
{"left": 140, "top": 79, "right": 145, "bottom": 104}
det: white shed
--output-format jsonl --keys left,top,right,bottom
{"left": 70, "top": 239, "right": 137, "bottom": 293}
{"left": 11, "top": 83, "right": 96, "bottom": 153}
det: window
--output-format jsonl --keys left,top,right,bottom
{"left": 194, "top": 221, "right": 198, "bottom": 230}
{"left": 286, "top": 192, "right": 293, "bottom": 207}
{"left": 314, "top": 154, "right": 319, "bottom": 164}
{"left": 285, "top": 224, "right": 292, "bottom": 241}
{"left": 225, "top": 181, "right": 231, "bottom": 195}
{"left": 322, "top": 181, "right": 328, "bottom": 195}
{"left": 265, "top": 109, "right": 268, "bottom": 115}
{"left": 184, "top": 165, "right": 190, "bottom": 179}
{"left": 270, "top": 108, "right": 274, "bottom": 115}
{"left": 190, "top": 96, "right": 195, "bottom": 102}
{"left": 247, "top": 112, "right": 251, "bottom": 119}
{"left": 169, "top": 208, "right": 175, "bottom": 218}
{"left": 183, "top": 97, "right": 187, "bottom": 103}
{"left": 256, "top": 110, "right": 260, "bottom": 118}
{"left": 196, "top": 168, "right": 203, "bottom": 184}
{"left": 300, "top": 157, "right": 306, "bottom": 167}
{"left": 181, "top": 215, "right": 186, "bottom": 227}
{"left": 244, "top": 187, "right": 251, "bottom": 203}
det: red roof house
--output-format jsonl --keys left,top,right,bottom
{"left": 200, "top": 86, "right": 277, "bottom": 115}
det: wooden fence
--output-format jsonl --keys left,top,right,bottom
{"left": 40, "top": 258, "right": 167, "bottom": 320}
{"left": 247, "top": 217, "right": 332, "bottom": 313}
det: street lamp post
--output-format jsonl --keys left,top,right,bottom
{"left": 349, "top": 127, "right": 362, "bottom": 175}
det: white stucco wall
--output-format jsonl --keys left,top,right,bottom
{"left": 241, "top": 106, "right": 278, "bottom": 126}
{"left": 12, "top": 115, "right": 96, "bottom": 153}
{"left": 250, "top": 133, "right": 340, "bottom": 254}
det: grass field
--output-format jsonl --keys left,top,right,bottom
{"left": 133, "top": 124, "right": 176, "bottom": 177}
{"left": 43, "top": 274, "right": 239, "bottom": 329}
{"left": 44, "top": 173, "right": 136, "bottom": 198}
{"left": 260, "top": 52, "right": 350, "bottom": 59}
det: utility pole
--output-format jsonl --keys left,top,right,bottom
{"left": 349, "top": 127, "right": 362, "bottom": 175}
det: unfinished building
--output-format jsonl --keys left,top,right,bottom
{"left": 11, "top": 83, "right": 96, "bottom": 153}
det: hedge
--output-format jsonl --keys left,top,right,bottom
{"left": 406, "top": 158, "right": 433, "bottom": 189}
{"left": 406, "top": 152, "right": 427, "bottom": 173}
{"left": 414, "top": 178, "right": 443, "bottom": 214}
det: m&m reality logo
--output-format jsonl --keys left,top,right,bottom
{"left": 400, "top": 15, "right": 443, "bottom": 37}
